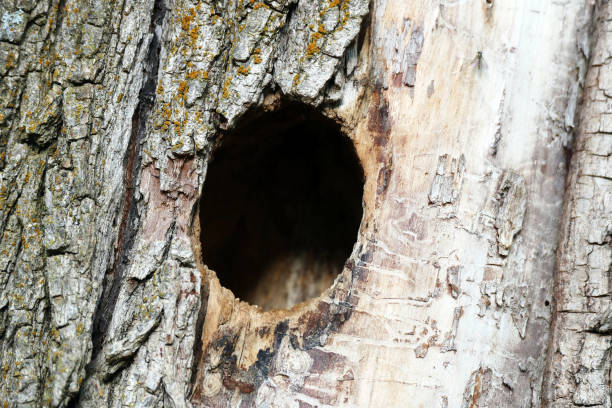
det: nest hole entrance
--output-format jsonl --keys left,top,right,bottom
{"left": 199, "top": 104, "right": 364, "bottom": 311}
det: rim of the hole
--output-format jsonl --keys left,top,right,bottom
{"left": 191, "top": 102, "right": 366, "bottom": 313}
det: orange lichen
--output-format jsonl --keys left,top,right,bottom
{"left": 306, "top": 41, "right": 319, "bottom": 56}
{"left": 189, "top": 25, "right": 199, "bottom": 43}
{"left": 181, "top": 14, "right": 192, "bottom": 31}
{"left": 186, "top": 70, "right": 200, "bottom": 79}
{"left": 221, "top": 77, "right": 232, "bottom": 99}
{"left": 253, "top": 48, "right": 262, "bottom": 64}
{"left": 178, "top": 81, "right": 188, "bottom": 96}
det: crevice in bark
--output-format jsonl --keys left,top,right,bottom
{"left": 90, "top": 0, "right": 166, "bottom": 359}
{"left": 189, "top": 272, "right": 209, "bottom": 397}
{"left": 198, "top": 102, "right": 364, "bottom": 311}
{"left": 52, "top": 0, "right": 69, "bottom": 40}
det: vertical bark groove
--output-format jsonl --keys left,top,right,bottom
{"left": 90, "top": 0, "right": 166, "bottom": 361}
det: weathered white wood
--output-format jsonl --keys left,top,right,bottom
{"left": 319, "top": 1, "right": 597, "bottom": 406}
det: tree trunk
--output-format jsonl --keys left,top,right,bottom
{"left": 0, "top": 0, "right": 609, "bottom": 407}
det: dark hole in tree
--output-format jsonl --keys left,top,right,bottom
{"left": 199, "top": 103, "right": 364, "bottom": 311}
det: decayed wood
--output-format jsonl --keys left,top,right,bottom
{"left": 0, "top": 0, "right": 609, "bottom": 407}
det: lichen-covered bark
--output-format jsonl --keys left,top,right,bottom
{"left": 542, "top": 2, "right": 612, "bottom": 406}
{"left": 0, "top": 0, "right": 158, "bottom": 405}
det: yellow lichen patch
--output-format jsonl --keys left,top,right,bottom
{"left": 182, "top": 8, "right": 196, "bottom": 32}
{"left": 253, "top": 47, "right": 262, "bottom": 64}
{"left": 178, "top": 81, "right": 188, "bottom": 97}
{"left": 189, "top": 25, "right": 199, "bottom": 43}
{"left": 221, "top": 77, "right": 232, "bottom": 99}
{"left": 306, "top": 41, "right": 319, "bottom": 56}
{"left": 306, "top": 30, "right": 324, "bottom": 56}
{"left": 186, "top": 70, "right": 201, "bottom": 80}
{"left": 237, "top": 65, "right": 249, "bottom": 76}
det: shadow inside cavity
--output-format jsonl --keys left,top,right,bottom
{"left": 199, "top": 104, "right": 364, "bottom": 311}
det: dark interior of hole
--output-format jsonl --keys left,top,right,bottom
{"left": 199, "top": 104, "right": 364, "bottom": 311}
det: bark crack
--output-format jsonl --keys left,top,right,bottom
{"left": 90, "top": 0, "right": 166, "bottom": 360}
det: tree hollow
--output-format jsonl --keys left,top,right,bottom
{"left": 199, "top": 104, "right": 364, "bottom": 311}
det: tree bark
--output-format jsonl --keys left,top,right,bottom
{"left": 542, "top": 3, "right": 612, "bottom": 406}
{"left": 0, "top": 0, "right": 609, "bottom": 407}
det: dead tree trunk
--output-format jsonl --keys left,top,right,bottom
{"left": 541, "top": 3, "right": 612, "bottom": 406}
{"left": 0, "top": 0, "right": 609, "bottom": 407}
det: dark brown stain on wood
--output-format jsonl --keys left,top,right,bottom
{"left": 368, "top": 87, "right": 392, "bottom": 141}
{"left": 222, "top": 376, "right": 255, "bottom": 394}
{"left": 376, "top": 164, "right": 392, "bottom": 196}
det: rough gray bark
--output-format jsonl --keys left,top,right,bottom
{"left": 542, "top": 2, "right": 612, "bottom": 406}
{"left": 0, "top": 0, "right": 609, "bottom": 407}
{"left": 1, "top": 0, "right": 159, "bottom": 405}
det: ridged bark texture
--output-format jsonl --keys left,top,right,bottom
{"left": 542, "top": 2, "right": 612, "bottom": 406}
